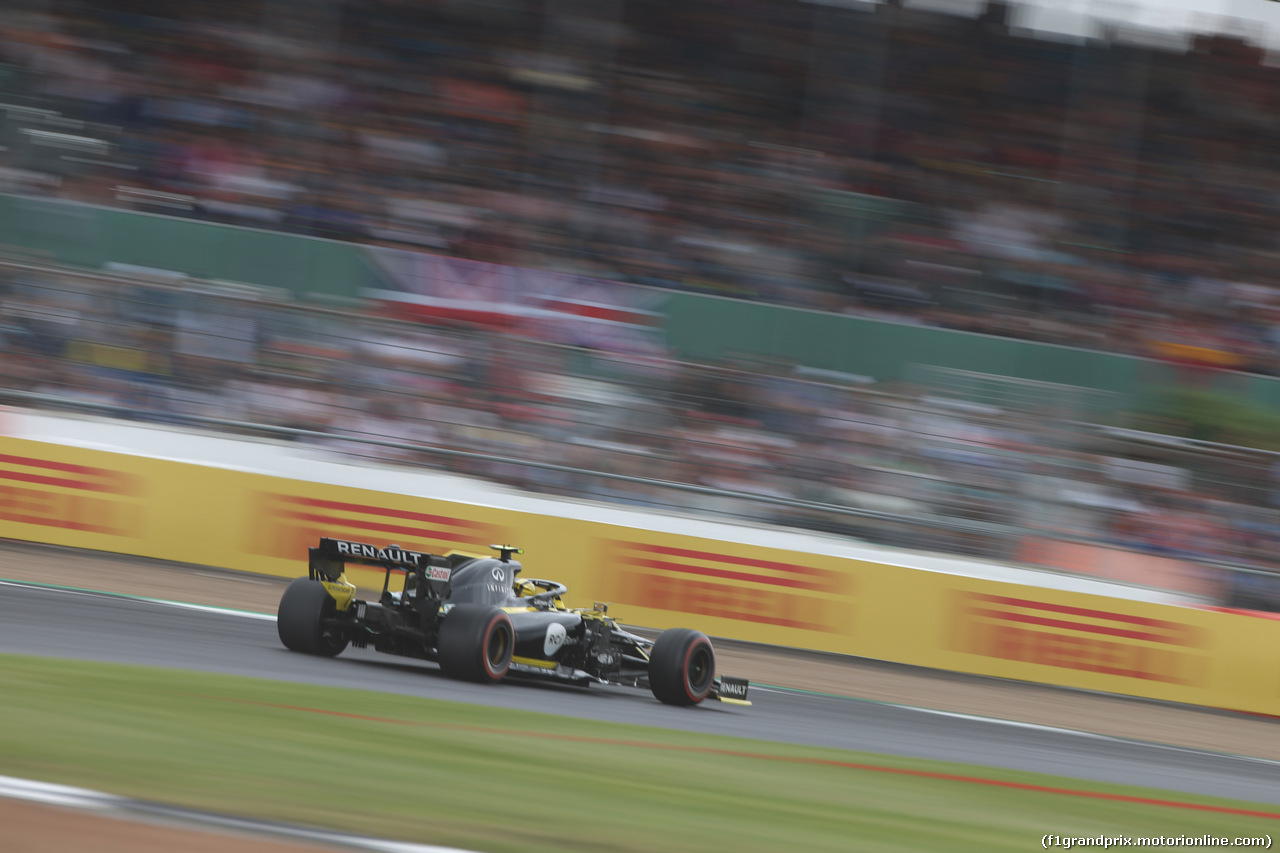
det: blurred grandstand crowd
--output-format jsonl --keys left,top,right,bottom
{"left": 3, "top": 0, "right": 1280, "bottom": 369}
{"left": 6, "top": 265, "right": 1280, "bottom": 608}
{"left": 3, "top": 0, "right": 1280, "bottom": 605}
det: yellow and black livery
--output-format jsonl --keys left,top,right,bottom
{"left": 277, "top": 537, "right": 749, "bottom": 707}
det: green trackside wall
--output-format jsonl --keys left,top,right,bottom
{"left": 661, "top": 292, "right": 1140, "bottom": 392}
{"left": 1247, "top": 373, "right": 1280, "bottom": 411}
{"left": 9, "top": 193, "right": 1280, "bottom": 410}
{"left": 661, "top": 291, "right": 1280, "bottom": 411}
{"left": 0, "top": 194, "right": 381, "bottom": 300}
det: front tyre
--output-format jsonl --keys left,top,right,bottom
{"left": 437, "top": 604, "right": 513, "bottom": 683}
{"left": 278, "top": 578, "right": 349, "bottom": 657}
{"left": 649, "top": 628, "right": 715, "bottom": 706}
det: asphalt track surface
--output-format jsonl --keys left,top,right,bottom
{"left": 4, "top": 581, "right": 1280, "bottom": 807}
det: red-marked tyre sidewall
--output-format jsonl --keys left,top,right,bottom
{"left": 481, "top": 610, "right": 513, "bottom": 681}
{"left": 437, "top": 603, "right": 513, "bottom": 683}
{"left": 649, "top": 628, "right": 715, "bottom": 706}
{"left": 679, "top": 635, "right": 714, "bottom": 702}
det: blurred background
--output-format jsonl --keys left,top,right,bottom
{"left": 4, "top": 0, "right": 1280, "bottom": 610}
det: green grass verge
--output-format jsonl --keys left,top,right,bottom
{"left": 0, "top": 653, "right": 1276, "bottom": 852}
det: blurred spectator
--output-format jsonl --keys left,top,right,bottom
{"left": 8, "top": 265, "right": 1280, "bottom": 607}
{"left": 1, "top": 2, "right": 1279, "bottom": 373}
{"left": 6, "top": 2, "right": 1280, "bottom": 605}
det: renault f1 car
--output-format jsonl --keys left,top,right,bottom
{"left": 277, "top": 538, "right": 750, "bottom": 707}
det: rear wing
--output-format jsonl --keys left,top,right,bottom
{"left": 308, "top": 538, "right": 455, "bottom": 592}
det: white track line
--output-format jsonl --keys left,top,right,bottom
{"left": 0, "top": 774, "right": 478, "bottom": 853}
{"left": 0, "top": 580, "right": 275, "bottom": 621}
{"left": 0, "top": 775, "right": 116, "bottom": 810}
{"left": 895, "top": 700, "right": 1280, "bottom": 767}
{"left": 745, "top": 686, "right": 1280, "bottom": 767}
{"left": 134, "top": 598, "right": 276, "bottom": 621}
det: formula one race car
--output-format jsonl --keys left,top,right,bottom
{"left": 277, "top": 538, "right": 750, "bottom": 707}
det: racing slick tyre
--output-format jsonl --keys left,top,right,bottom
{"left": 649, "top": 628, "right": 715, "bottom": 706}
{"left": 437, "top": 604, "right": 514, "bottom": 683}
{"left": 278, "top": 578, "right": 349, "bottom": 657}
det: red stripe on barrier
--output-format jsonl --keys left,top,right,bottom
{"left": 971, "top": 607, "right": 1186, "bottom": 645}
{"left": 0, "top": 453, "right": 110, "bottom": 477}
{"left": 275, "top": 510, "right": 475, "bottom": 543}
{"left": 620, "top": 541, "right": 831, "bottom": 579}
{"left": 970, "top": 593, "right": 1187, "bottom": 632}
{"left": 283, "top": 496, "right": 490, "bottom": 529}
{"left": 0, "top": 469, "right": 106, "bottom": 492}
{"left": 626, "top": 557, "right": 830, "bottom": 592}
{"left": 0, "top": 512, "right": 116, "bottom": 533}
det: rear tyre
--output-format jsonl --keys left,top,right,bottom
{"left": 437, "top": 604, "right": 513, "bottom": 683}
{"left": 278, "top": 578, "right": 349, "bottom": 657}
{"left": 649, "top": 628, "right": 715, "bottom": 706}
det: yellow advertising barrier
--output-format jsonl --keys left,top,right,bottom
{"left": 3, "top": 435, "right": 1279, "bottom": 716}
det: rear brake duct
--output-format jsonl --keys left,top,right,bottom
{"left": 321, "top": 576, "right": 356, "bottom": 611}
